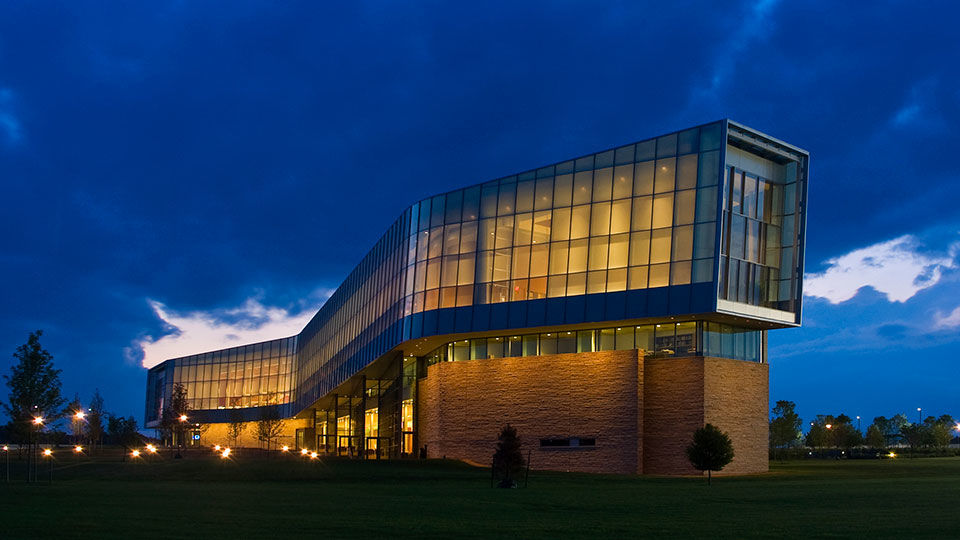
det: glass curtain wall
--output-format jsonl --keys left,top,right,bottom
{"left": 425, "top": 320, "right": 764, "bottom": 364}
{"left": 719, "top": 144, "right": 805, "bottom": 313}
{"left": 148, "top": 336, "right": 297, "bottom": 416}
{"left": 403, "top": 123, "right": 724, "bottom": 314}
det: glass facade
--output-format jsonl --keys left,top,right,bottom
{"left": 145, "top": 336, "right": 296, "bottom": 424}
{"left": 403, "top": 123, "right": 723, "bottom": 313}
{"left": 719, "top": 133, "right": 806, "bottom": 313}
{"left": 427, "top": 321, "right": 764, "bottom": 365}
{"left": 145, "top": 120, "right": 807, "bottom": 432}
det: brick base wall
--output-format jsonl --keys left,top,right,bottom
{"left": 418, "top": 350, "right": 642, "bottom": 474}
{"left": 419, "top": 353, "right": 767, "bottom": 476}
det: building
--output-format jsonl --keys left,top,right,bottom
{"left": 145, "top": 119, "right": 808, "bottom": 475}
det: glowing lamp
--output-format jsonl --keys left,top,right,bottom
{"left": 131, "top": 450, "right": 140, "bottom": 457}
{"left": 74, "top": 445, "right": 83, "bottom": 453}
{"left": 146, "top": 444, "right": 157, "bottom": 453}
{"left": 281, "top": 445, "right": 289, "bottom": 452}
{"left": 43, "top": 448, "right": 52, "bottom": 456}
{"left": 825, "top": 424, "right": 832, "bottom": 429}
{"left": 179, "top": 415, "right": 188, "bottom": 422}
{"left": 2, "top": 445, "right": 9, "bottom": 451}
{"left": 75, "top": 411, "right": 85, "bottom": 420}
{"left": 214, "top": 445, "right": 221, "bottom": 451}
{"left": 33, "top": 417, "right": 44, "bottom": 425}
{"left": 221, "top": 448, "right": 231, "bottom": 458}
{"left": 300, "top": 448, "right": 309, "bottom": 455}
{"left": 310, "top": 452, "right": 318, "bottom": 459}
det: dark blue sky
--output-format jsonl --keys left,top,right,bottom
{"left": 2, "top": 2, "right": 958, "bottom": 428}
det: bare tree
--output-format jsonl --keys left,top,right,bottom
{"left": 86, "top": 389, "right": 105, "bottom": 451}
{"left": 256, "top": 409, "right": 284, "bottom": 452}
{"left": 227, "top": 409, "right": 246, "bottom": 447}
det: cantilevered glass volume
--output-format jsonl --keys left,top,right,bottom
{"left": 146, "top": 119, "right": 808, "bottom": 475}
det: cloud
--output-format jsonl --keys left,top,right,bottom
{"left": 804, "top": 235, "right": 958, "bottom": 304}
{"left": 0, "top": 87, "right": 23, "bottom": 144}
{"left": 934, "top": 306, "right": 960, "bottom": 329}
{"left": 889, "top": 77, "right": 945, "bottom": 132}
{"left": 689, "top": 0, "right": 781, "bottom": 104}
{"left": 132, "top": 289, "right": 333, "bottom": 368}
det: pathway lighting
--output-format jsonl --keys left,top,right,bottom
{"left": 75, "top": 411, "right": 85, "bottom": 420}
{"left": 214, "top": 445, "right": 221, "bottom": 451}
{"left": 310, "top": 452, "right": 318, "bottom": 459}
{"left": 33, "top": 417, "right": 44, "bottom": 425}
{"left": 131, "top": 450, "right": 141, "bottom": 458}
{"left": 281, "top": 445, "right": 289, "bottom": 452}
{"left": 74, "top": 446, "right": 83, "bottom": 453}
{"left": 179, "top": 415, "right": 188, "bottom": 422}
{"left": 42, "top": 448, "right": 52, "bottom": 456}
{"left": 300, "top": 448, "right": 309, "bottom": 456}
{"left": 146, "top": 444, "right": 157, "bottom": 453}
{"left": 221, "top": 448, "right": 231, "bottom": 458}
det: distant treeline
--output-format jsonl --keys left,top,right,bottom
{"left": 770, "top": 401, "right": 958, "bottom": 458}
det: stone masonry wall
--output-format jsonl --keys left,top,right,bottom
{"left": 642, "top": 357, "right": 706, "bottom": 475}
{"left": 703, "top": 356, "right": 768, "bottom": 474}
{"left": 418, "top": 350, "right": 642, "bottom": 474}
{"left": 642, "top": 356, "right": 768, "bottom": 475}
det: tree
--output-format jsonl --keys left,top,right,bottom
{"left": 160, "top": 383, "right": 190, "bottom": 447}
{"left": 870, "top": 416, "right": 896, "bottom": 447}
{"left": 107, "top": 414, "right": 141, "bottom": 458}
{"left": 86, "top": 389, "right": 105, "bottom": 451}
{"left": 865, "top": 424, "right": 886, "bottom": 450}
{"left": 492, "top": 424, "right": 525, "bottom": 488}
{"left": 890, "top": 414, "right": 909, "bottom": 444}
{"left": 687, "top": 423, "right": 734, "bottom": 485}
{"left": 256, "top": 408, "right": 284, "bottom": 451}
{"left": 228, "top": 409, "right": 247, "bottom": 447}
{"left": 927, "top": 415, "right": 954, "bottom": 450}
{"left": 832, "top": 414, "right": 863, "bottom": 452}
{"left": 899, "top": 423, "right": 929, "bottom": 453}
{"left": 769, "top": 400, "right": 802, "bottom": 459}
{"left": 2, "top": 331, "right": 65, "bottom": 449}
{"left": 805, "top": 416, "right": 835, "bottom": 450}
{"left": 65, "top": 394, "right": 85, "bottom": 444}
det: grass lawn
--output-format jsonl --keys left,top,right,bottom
{"left": 2, "top": 449, "right": 960, "bottom": 538}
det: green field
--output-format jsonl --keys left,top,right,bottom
{"left": 2, "top": 449, "right": 960, "bottom": 538}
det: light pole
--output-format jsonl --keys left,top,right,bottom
{"left": 74, "top": 410, "right": 86, "bottom": 447}
{"left": 856, "top": 416, "right": 861, "bottom": 432}
{"left": 917, "top": 407, "right": 922, "bottom": 424}
{"left": 31, "top": 416, "right": 44, "bottom": 483}
{"left": 176, "top": 415, "right": 187, "bottom": 458}
{"left": 3, "top": 445, "right": 8, "bottom": 483}
{"left": 42, "top": 448, "right": 53, "bottom": 484}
